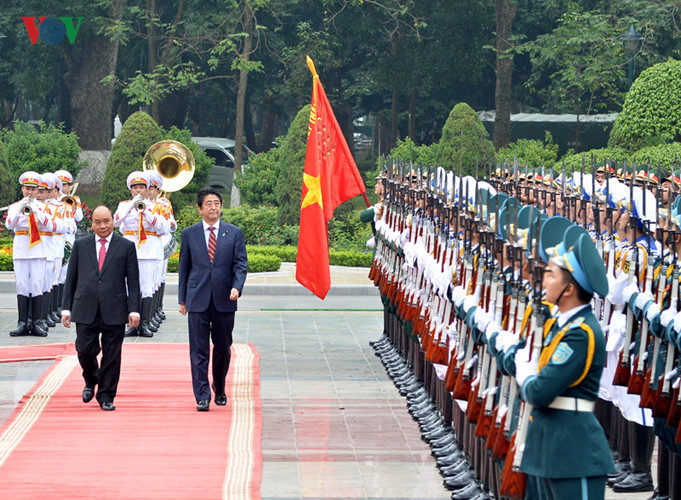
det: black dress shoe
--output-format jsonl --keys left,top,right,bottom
{"left": 606, "top": 470, "right": 629, "bottom": 487}
{"left": 137, "top": 324, "right": 154, "bottom": 338}
{"left": 82, "top": 386, "right": 95, "bottom": 403}
{"left": 124, "top": 327, "right": 138, "bottom": 337}
{"left": 100, "top": 401, "right": 115, "bottom": 411}
{"left": 215, "top": 394, "right": 227, "bottom": 405}
{"left": 612, "top": 472, "right": 654, "bottom": 493}
{"left": 451, "top": 481, "right": 483, "bottom": 499}
{"left": 440, "top": 459, "right": 470, "bottom": 478}
{"left": 44, "top": 316, "right": 56, "bottom": 328}
{"left": 444, "top": 469, "right": 476, "bottom": 490}
{"left": 31, "top": 321, "right": 48, "bottom": 337}
{"left": 647, "top": 488, "right": 670, "bottom": 500}
{"left": 197, "top": 399, "right": 210, "bottom": 411}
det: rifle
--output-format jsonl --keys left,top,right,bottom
{"left": 628, "top": 177, "right": 654, "bottom": 396}
{"left": 500, "top": 212, "right": 544, "bottom": 499}
{"left": 613, "top": 164, "right": 639, "bottom": 387}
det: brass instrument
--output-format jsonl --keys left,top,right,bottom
{"left": 142, "top": 140, "right": 195, "bottom": 193}
{"left": 135, "top": 199, "right": 147, "bottom": 211}
{"left": 143, "top": 140, "right": 196, "bottom": 259}
{"left": 62, "top": 195, "right": 77, "bottom": 207}
{"left": 20, "top": 203, "right": 33, "bottom": 216}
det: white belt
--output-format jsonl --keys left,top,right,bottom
{"left": 548, "top": 396, "right": 595, "bottom": 412}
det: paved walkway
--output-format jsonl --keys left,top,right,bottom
{"left": 0, "top": 266, "right": 654, "bottom": 499}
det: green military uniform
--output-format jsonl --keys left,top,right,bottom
{"left": 519, "top": 229, "right": 616, "bottom": 499}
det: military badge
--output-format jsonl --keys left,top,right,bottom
{"left": 551, "top": 342, "right": 574, "bottom": 365}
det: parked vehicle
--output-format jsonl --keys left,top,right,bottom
{"left": 192, "top": 137, "right": 252, "bottom": 200}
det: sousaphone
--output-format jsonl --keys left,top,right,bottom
{"left": 143, "top": 140, "right": 196, "bottom": 259}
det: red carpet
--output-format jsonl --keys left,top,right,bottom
{"left": 0, "top": 343, "right": 262, "bottom": 499}
{"left": 0, "top": 342, "right": 71, "bottom": 363}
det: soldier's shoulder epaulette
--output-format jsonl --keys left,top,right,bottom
{"left": 567, "top": 316, "right": 586, "bottom": 330}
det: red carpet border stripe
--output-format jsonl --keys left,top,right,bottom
{"left": 0, "top": 355, "right": 77, "bottom": 467}
{"left": 223, "top": 343, "right": 261, "bottom": 500}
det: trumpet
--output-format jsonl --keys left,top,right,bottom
{"left": 20, "top": 203, "right": 33, "bottom": 216}
{"left": 135, "top": 200, "right": 147, "bottom": 211}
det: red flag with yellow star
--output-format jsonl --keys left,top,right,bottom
{"left": 296, "top": 57, "right": 366, "bottom": 299}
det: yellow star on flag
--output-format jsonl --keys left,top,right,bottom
{"left": 301, "top": 173, "right": 323, "bottom": 209}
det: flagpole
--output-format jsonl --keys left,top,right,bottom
{"left": 306, "top": 56, "right": 371, "bottom": 209}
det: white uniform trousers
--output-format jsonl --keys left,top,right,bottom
{"left": 139, "top": 259, "right": 156, "bottom": 298}
{"left": 14, "top": 258, "right": 46, "bottom": 297}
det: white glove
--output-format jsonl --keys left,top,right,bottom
{"left": 660, "top": 309, "right": 675, "bottom": 328}
{"left": 607, "top": 274, "right": 629, "bottom": 307}
{"left": 515, "top": 343, "right": 539, "bottom": 386}
{"left": 463, "top": 294, "right": 479, "bottom": 313}
{"left": 494, "top": 330, "right": 518, "bottom": 353}
{"left": 622, "top": 283, "right": 639, "bottom": 304}
{"left": 643, "top": 302, "right": 659, "bottom": 323}
{"left": 365, "top": 237, "right": 376, "bottom": 249}
{"left": 674, "top": 313, "right": 681, "bottom": 333}
{"left": 452, "top": 286, "right": 466, "bottom": 307}
{"left": 635, "top": 292, "right": 654, "bottom": 312}
{"left": 475, "top": 310, "right": 493, "bottom": 334}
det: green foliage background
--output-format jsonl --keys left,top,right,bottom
{"left": 233, "top": 146, "right": 281, "bottom": 206}
{"left": 275, "top": 105, "right": 310, "bottom": 226}
{"left": 609, "top": 59, "right": 681, "bottom": 149}
{"left": 0, "top": 122, "right": 85, "bottom": 200}
{"left": 496, "top": 132, "right": 559, "bottom": 167}
{"left": 435, "top": 103, "right": 495, "bottom": 174}
{"left": 0, "top": 141, "right": 15, "bottom": 208}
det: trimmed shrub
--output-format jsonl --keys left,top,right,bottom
{"left": 435, "top": 103, "right": 495, "bottom": 174}
{"left": 248, "top": 254, "right": 282, "bottom": 272}
{"left": 247, "top": 245, "right": 297, "bottom": 262}
{"left": 276, "top": 105, "right": 310, "bottom": 225}
{"left": 102, "top": 112, "right": 163, "bottom": 211}
{"left": 329, "top": 249, "right": 372, "bottom": 267}
{"left": 167, "top": 255, "right": 179, "bottom": 273}
{"left": 609, "top": 59, "right": 681, "bottom": 149}
{"left": 0, "top": 121, "right": 84, "bottom": 200}
{"left": 558, "top": 146, "right": 629, "bottom": 173}
{"left": 234, "top": 146, "right": 281, "bottom": 206}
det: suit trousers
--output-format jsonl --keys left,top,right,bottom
{"left": 75, "top": 307, "right": 125, "bottom": 404}
{"left": 188, "top": 298, "right": 234, "bottom": 402}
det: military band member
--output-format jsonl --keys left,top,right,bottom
{"left": 6, "top": 172, "right": 56, "bottom": 336}
{"left": 114, "top": 171, "right": 169, "bottom": 337}
{"left": 55, "top": 169, "right": 83, "bottom": 319}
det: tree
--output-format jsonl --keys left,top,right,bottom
{"left": 234, "top": 146, "right": 280, "bottom": 206}
{"left": 609, "top": 59, "right": 681, "bottom": 149}
{"left": 435, "top": 103, "right": 495, "bottom": 174}
{"left": 275, "top": 104, "right": 309, "bottom": 225}
{"left": 493, "top": 0, "right": 516, "bottom": 150}
{"left": 101, "top": 111, "right": 163, "bottom": 210}
{"left": 0, "top": 140, "right": 16, "bottom": 207}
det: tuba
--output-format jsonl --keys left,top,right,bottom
{"left": 143, "top": 140, "right": 195, "bottom": 259}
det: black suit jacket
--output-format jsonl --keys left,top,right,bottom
{"left": 178, "top": 220, "right": 248, "bottom": 313}
{"left": 63, "top": 233, "right": 140, "bottom": 325}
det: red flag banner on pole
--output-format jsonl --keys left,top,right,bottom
{"left": 295, "top": 56, "right": 366, "bottom": 299}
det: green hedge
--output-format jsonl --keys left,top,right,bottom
{"left": 247, "top": 245, "right": 297, "bottom": 262}
{"left": 329, "top": 249, "right": 372, "bottom": 267}
{"left": 248, "top": 254, "right": 282, "bottom": 272}
{"left": 0, "top": 252, "right": 12, "bottom": 271}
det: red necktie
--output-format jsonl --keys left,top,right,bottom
{"left": 98, "top": 238, "right": 107, "bottom": 272}
{"left": 208, "top": 227, "right": 217, "bottom": 263}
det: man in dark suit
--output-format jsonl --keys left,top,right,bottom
{"left": 178, "top": 188, "right": 248, "bottom": 412}
{"left": 62, "top": 206, "right": 140, "bottom": 411}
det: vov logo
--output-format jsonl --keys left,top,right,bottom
{"left": 21, "top": 17, "right": 84, "bottom": 45}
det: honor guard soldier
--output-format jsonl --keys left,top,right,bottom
{"left": 6, "top": 172, "right": 57, "bottom": 336}
{"left": 55, "top": 169, "right": 82, "bottom": 319}
{"left": 513, "top": 227, "right": 615, "bottom": 499}
{"left": 114, "top": 171, "right": 169, "bottom": 337}
{"left": 146, "top": 170, "right": 176, "bottom": 325}
{"left": 142, "top": 170, "right": 167, "bottom": 333}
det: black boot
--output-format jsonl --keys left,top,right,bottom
{"left": 138, "top": 297, "right": 154, "bottom": 337}
{"left": 147, "top": 292, "right": 159, "bottom": 332}
{"left": 613, "top": 422, "right": 654, "bottom": 493}
{"left": 10, "top": 295, "right": 31, "bottom": 336}
{"left": 30, "top": 295, "right": 48, "bottom": 337}
{"left": 43, "top": 291, "right": 55, "bottom": 328}
{"left": 158, "top": 282, "right": 166, "bottom": 320}
{"left": 50, "top": 287, "right": 61, "bottom": 323}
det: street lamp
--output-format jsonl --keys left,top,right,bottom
{"left": 619, "top": 24, "right": 642, "bottom": 91}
